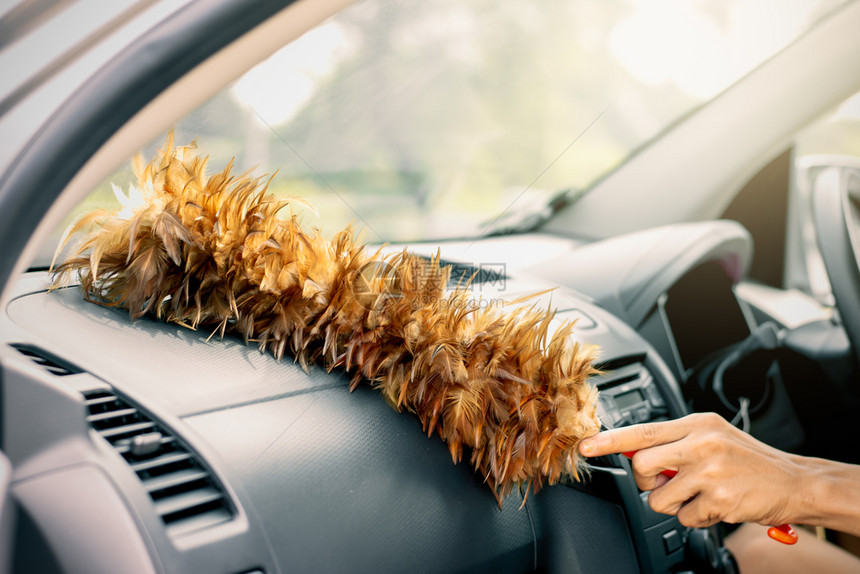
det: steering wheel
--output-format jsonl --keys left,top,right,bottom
{"left": 811, "top": 164, "right": 860, "bottom": 368}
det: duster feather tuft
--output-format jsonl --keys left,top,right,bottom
{"left": 52, "top": 134, "right": 601, "bottom": 505}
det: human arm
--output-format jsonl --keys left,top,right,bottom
{"left": 578, "top": 412, "right": 860, "bottom": 536}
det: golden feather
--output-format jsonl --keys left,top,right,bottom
{"left": 52, "top": 133, "right": 601, "bottom": 506}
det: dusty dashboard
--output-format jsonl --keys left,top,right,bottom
{"left": 0, "top": 228, "right": 740, "bottom": 574}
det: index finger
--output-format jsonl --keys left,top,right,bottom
{"left": 579, "top": 418, "right": 691, "bottom": 457}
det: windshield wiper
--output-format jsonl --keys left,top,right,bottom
{"left": 481, "top": 186, "right": 586, "bottom": 237}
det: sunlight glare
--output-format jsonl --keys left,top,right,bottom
{"left": 610, "top": 0, "right": 827, "bottom": 100}
{"left": 231, "top": 21, "right": 355, "bottom": 126}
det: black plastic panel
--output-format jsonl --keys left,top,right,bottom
{"left": 184, "top": 381, "right": 638, "bottom": 573}
{"left": 3, "top": 271, "right": 679, "bottom": 573}
{"left": 531, "top": 485, "right": 639, "bottom": 573}
{"left": 6, "top": 287, "right": 329, "bottom": 417}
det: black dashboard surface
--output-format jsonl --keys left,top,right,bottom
{"left": 3, "top": 269, "right": 650, "bottom": 574}
{"left": 2, "top": 223, "right": 751, "bottom": 573}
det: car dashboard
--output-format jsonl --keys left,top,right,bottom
{"left": 1, "top": 220, "right": 776, "bottom": 574}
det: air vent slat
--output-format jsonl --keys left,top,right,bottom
{"left": 164, "top": 509, "right": 233, "bottom": 538}
{"left": 154, "top": 488, "right": 225, "bottom": 519}
{"left": 130, "top": 451, "right": 193, "bottom": 473}
{"left": 143, "top": 468, "right": 210, "bottom": 494}
{"left": 84, "top": 395, "right": 120, "bottom": 407}
{"left": 98, "top": 421, "right": 156, "bottom": 439}
{"left": 86, "top": 407, "right": 138, "bottom": 423}
{"left": 45, "top": 365, "right": 71, "bottom": 376}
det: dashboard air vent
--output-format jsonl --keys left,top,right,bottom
{"left": 81, "top": 389, "right": 233, "bottom": 536}
{"left": 594, "top": 353, "right": 647, "bottom": 373}
{"left": 11, "top": 344, "right": 81, "bottom": 376}
{"left": 416, "top": 256, "right": 509, "bottom": 288}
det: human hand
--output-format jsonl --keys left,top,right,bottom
{"left": 578, "top": 412, "right": 805, "bottom": 529}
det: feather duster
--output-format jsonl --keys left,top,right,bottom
{"left": 52, "top": 134, "right": 601, "bottom": 505}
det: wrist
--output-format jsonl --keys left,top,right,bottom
{"left": 790, "top": 454, "right": 860, "bottom": 536}
{"left": 789, "top": 454, "right": 827, "bottom": 525}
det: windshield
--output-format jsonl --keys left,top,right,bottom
{"left": 55, "top": 0, "right": 848, "bottom": 249}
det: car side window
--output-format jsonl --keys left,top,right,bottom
{"left": 719, "top": 88, "right": 860, "bottom": 298}
{"left": 788, "top": 89, "right": 860, "bottom": 300}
